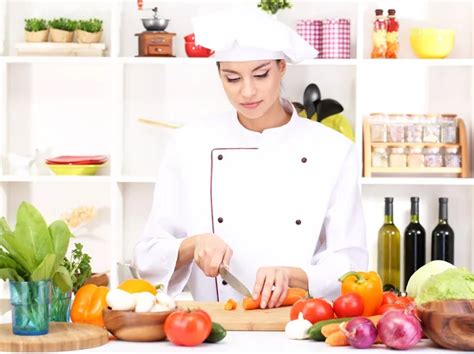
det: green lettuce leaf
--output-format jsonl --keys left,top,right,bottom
{"left": 30, "top": 253, "right": 56, "bottom": 281}
{"left": 0, "top": 231, "right": 35, "bottom": 273}
{"left": 53, "top": 266, "right": 73, "bottom": 293}
{"left": 49, "top": 220, "right": 73, "bottom": 271}
{"left": 0, "top": 268, "right": 24, "bottom": 282}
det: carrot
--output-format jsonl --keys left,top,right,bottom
{"left": 325, "top": 330, "right": 349, "bottom": 346}
{"left": 242, "top": 287, "right": 307, "bottom": 310}
{"left": 321, "top": 323, "right": 341, "bottom": 338}
{"left": 224, "top": 298, "right": 237, "bottom": 311}
{"left": 367, "top": 315, "right": 381, "bottom": 326}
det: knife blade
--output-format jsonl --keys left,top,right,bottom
{"left": 218, "top": 265, "right": 252, "bottom": 298}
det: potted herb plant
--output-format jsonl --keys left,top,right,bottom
{"left": 48, "top": 18, "right": 78, "bottom": 43}
{"left": 50, "top": 242, "right": 92, "bottom": 322}
{"left": 24, "top": 18, "right": 49, "bottom": 42}
{"left": 0, "top": 202, "right": 73, "bottom": 335}
{"left": 257, "top": 0, "right": 293, "bottom": 15}
{"left": 75, "top": 18, "right": 103, "bottom": 43}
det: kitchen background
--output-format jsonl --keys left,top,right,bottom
{"left": 0, "top": 0, "right": 473, "bottom": 298}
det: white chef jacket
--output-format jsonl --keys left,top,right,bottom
{"left": 133, "top": 100, "right": 367, "bottom": 301}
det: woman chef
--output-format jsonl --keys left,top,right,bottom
{"left": 134, "top": 9, "right": 367, "bottom": 309}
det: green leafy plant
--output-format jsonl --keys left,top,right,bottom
{"left": 62, "top": 242, "right": 92, "bottom": 294}
{"left": 48, "top": 18, "right": 78, "bottom": 32}
{"left": 257, "top": 0, "right": 293, "bottom": 14}
{"left": 24, "top": 18, "right": 48, "bottom": 32}
{"left": 77, "top": 18, "right": 103, "bottom": 33}
{"left": 0, "top": 201, "right": 73, "bottom": 293}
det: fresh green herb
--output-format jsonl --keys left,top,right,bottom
{"left": 48, "top": 18, "right": 78, "bottom": 32}
{"left": 0, "top": 202, "right": 73, "bottom": 292}
{"left": 62, "top": 243, "right": 92, "bottom": 294}
{"left": 77, "top": 19, "right": 103, "bottom": 33}
{"left": 24, "top": 18, "right": 48, "bottom": 32}
{"left": 257, "top": 0, "right": 292, "bottom": 15}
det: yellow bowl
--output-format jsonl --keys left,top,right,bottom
{"left": 47, "top": 164, "right": 104, "bottom": 176}
{"left": 410, "top": 28, "right": 455, "bottom": 59}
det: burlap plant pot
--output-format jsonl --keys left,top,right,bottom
{"left": 24, "top": 29, "right": 49, "bottom": 42}
{"left": 75, "top": 30, "right": 102, "bottom": 43}
{"left": 50, "top": 28, "right": 74, "bottom": 42}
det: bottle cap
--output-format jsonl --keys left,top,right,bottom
{"left": 439, "top": 197, "right": 448, "bottom": 203}
{"left": 411, "top": 197, "right": 420, "bottom": 202}
{"left": 375, "top": 9, "right": 383, "bottom": 16}
{"left": 385, "top": 197, "right": 394, "bottom": 203}
{"left": 388, "top": 9, "right": 396, "bottom": 16}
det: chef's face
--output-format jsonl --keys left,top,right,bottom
{"left": 218, "top": 60, "right": 286, "bottom": 119}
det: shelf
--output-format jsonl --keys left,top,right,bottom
{"left": 370, "top": 167, "right": 463, "bottom": 174}
{"left": 360, "top": 59, "right": 474, "bottom": 66}
{"left": 0, "top": 175, "right": 112, "bottom": 183}
{"left": 371, "top": 143, "right": 461, "bottom": 148}
{"left": 362, "top": 177, "right": 474, "bottom": 186}
{"left": 122, "top": 58, "right": 358, "bottom": 66}
{"left": 116, "top": 176, "right": 156, "bottom": 184}
{"left": 1, "top": 56, "right": 114, "bottom": 64}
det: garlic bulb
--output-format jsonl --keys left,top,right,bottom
{"left": 285, "top": 312, "right": 312, "bottom": 340}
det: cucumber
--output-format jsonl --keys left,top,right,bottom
{"left": 307, "top": 317, "right": 352, "bottom": 341}
{"left": 205, "top": 322, "right": 227, "bottom": 343}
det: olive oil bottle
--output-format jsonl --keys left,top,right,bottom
{"left": 378, "top": 197, "right": 400, "bottom": 290}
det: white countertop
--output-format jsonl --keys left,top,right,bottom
{"left": 75, "top": 334, "right": 464, "bottom": 354}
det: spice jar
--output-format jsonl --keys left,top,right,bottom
{"left": 369, "top": 113, "right": 387, "bottom": 142}
{"left": 387, "top": 114, "right": 405, "bottom": 143}
{"left": 424, "top": 147, "right": 443, "bottom": 167}
{"left": 405, "top": 114, "right": 423, "bottom": 143}
{"left": 444, "top": 147, "right": 461, "bottom": 167}
{"left": 423, "top": 114, "right": 441, "bottom": 143}
{"left": 440, "top": 114, "right": 457, "bottom": 143}
{"left": 407, "top": 146, "right": 424, "bottom": 168}
{"left": 372, "top": 147, "right": 388, "bottom": 167}
{"left": 389, "top": 147, "right": 406, "bottom": 167}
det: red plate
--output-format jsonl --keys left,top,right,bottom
{"left": 45, "top": 155, "right": 108, "bottom": 165}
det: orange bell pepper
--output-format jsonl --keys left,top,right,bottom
{"left": 71, "top": 284, "right": 109, "bottom": 327}
{"left": 338, "top": 271, "right": 383, "bottom": 316}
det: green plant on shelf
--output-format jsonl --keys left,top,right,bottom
{"left": 77, "top": 18, "right": 103, "bottom": 33}
{"left": 48, "top": 18, "right": 78, "bottom": 32}
{"left": 257, "top": 0, "right": 293, "bottom": 15}
{"left": 24, "top": 18, "right": 48, "bottom": 32}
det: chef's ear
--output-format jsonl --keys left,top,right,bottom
{"left": 277, "top": 59, "right": 287, "bottom": 76}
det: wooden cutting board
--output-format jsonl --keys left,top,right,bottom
{"left": 177, "top": 301, "right": 291, "bottom": 331}
{"left": 0, "top": 322, "right": 109, "bottom": 352}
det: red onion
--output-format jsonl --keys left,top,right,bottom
{"left": 341, "top": 317, "right": 377, "bottom": 349}
{"left": 377, "top": 310, "right": 422, "bottom": 350}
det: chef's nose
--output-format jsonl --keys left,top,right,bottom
{"left": 241, "top": 78, "right": 257, "bottom": 98}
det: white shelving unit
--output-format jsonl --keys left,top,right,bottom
{"left": 0, "top": 0, "right": 473, "bottom": 298}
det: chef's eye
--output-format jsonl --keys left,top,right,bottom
{"left": 254, "top": 70, "right": 269, "bottom": 79}
{"left": 226, "top": 76, "right": 240, "bottom": 83}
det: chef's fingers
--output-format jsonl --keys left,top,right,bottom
{"left": 275, "top": 271, "right": 289, "bottom": 308}
{"left": 269, "top": 270, "right": 287, "bottom": 308}
{"left": 252, "top": 268, "right": 265, "bottom": 300}
{"left": 207, "top": 250, "right": 225, "bottom": 277}
{"left": 222, "top": 247, "right": 233, "bottom": 267}
{"left": 260, "top": 272, "right": 275, "bottom": 309}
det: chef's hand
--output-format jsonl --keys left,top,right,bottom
{"left": 194, "top": 234, "right": 233, "bottom": 277}
{"left": 252, "top": 267, "right": 290, "bottom": 309}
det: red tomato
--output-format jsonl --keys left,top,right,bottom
{"left": 394, "top": 296, "right": 415, "bottom": 306}
{"left": 164, "top": 309, "right": 212, "bottom": 346}
{"left": 382, "top": 291, "right": 398, "bottom": 305}
{"left": 290, "top": 298, "right": 334, "bottom": 324}
{"left": 376, "top": 303, "right": 405, "bottom": 315}
{"left": 333, "top": 293, "right": 364, "bottom": 318}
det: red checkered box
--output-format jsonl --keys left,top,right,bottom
{"left": 321, "top": 19, "right": 351, "bottom": 59}
{"left": 296, "top": 19, "right": 322, "bottom": 58}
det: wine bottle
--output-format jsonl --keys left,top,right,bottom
{"left": 431, "top": 197, "right": 454, "bottom": 264}
{"left": 377, "top": 197, "right": 400, "bottom": 290}
{"left": 404, "top": 197, "right": 426, "bottom": 289}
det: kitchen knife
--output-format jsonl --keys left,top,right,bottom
{"left": 218, "top": 265, "right": 252, "bottom": 298}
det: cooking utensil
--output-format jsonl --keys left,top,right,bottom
{"left": 218, "top": 265, "right": 252, "bottom": 297}
{"left": 138, "top": 117, "right": 183, "bottom": 129}
{"left": 141, "top": 7, "right": 170, "bottom": 32}
{"left": 316, "top": 98, "right": 344, "bottom": 122}
{"left": 303, "top": 83, "right": 321, "bottom": 121}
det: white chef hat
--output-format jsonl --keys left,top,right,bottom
{"left": 192, "top": 8, "right": 318, "bottom": 63}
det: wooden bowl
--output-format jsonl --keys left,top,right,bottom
{"left": 417, "top": 299, "right": 474, "bottom": 351}
{"left": 103, "top": 308, "right": 175, "bottom": 342}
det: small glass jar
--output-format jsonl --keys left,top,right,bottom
{"left": 405, "top": 114, "right": 423, "bottom": 143}
{"left": 369, "top": 113, "right": 387, "bottom": 142}
{"left": 444, "top": 147, "right": 461, "bottom": 167}
{"left": 389, "top": 147, "right": 407, "bottom": 167}
{"left": 423, "top": 114, "right": 441, "bottom": 143}
{"left": 440, "top": 114, "right": 458, "bottom": 143}
{"left": 424, "top": 147, "right": 443, "bottom": 167}
{"left": 387, "top": 114, "right": 405, "bottom": 143}
{"left": 372, "top": 147, "right": 388, "bottom": 167}
{"left": 407, "top": 146, "right": 425, "bottom": 168}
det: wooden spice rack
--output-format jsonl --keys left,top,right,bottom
{"left": 363, "top": 118, "right": 470, "bottom": 177}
